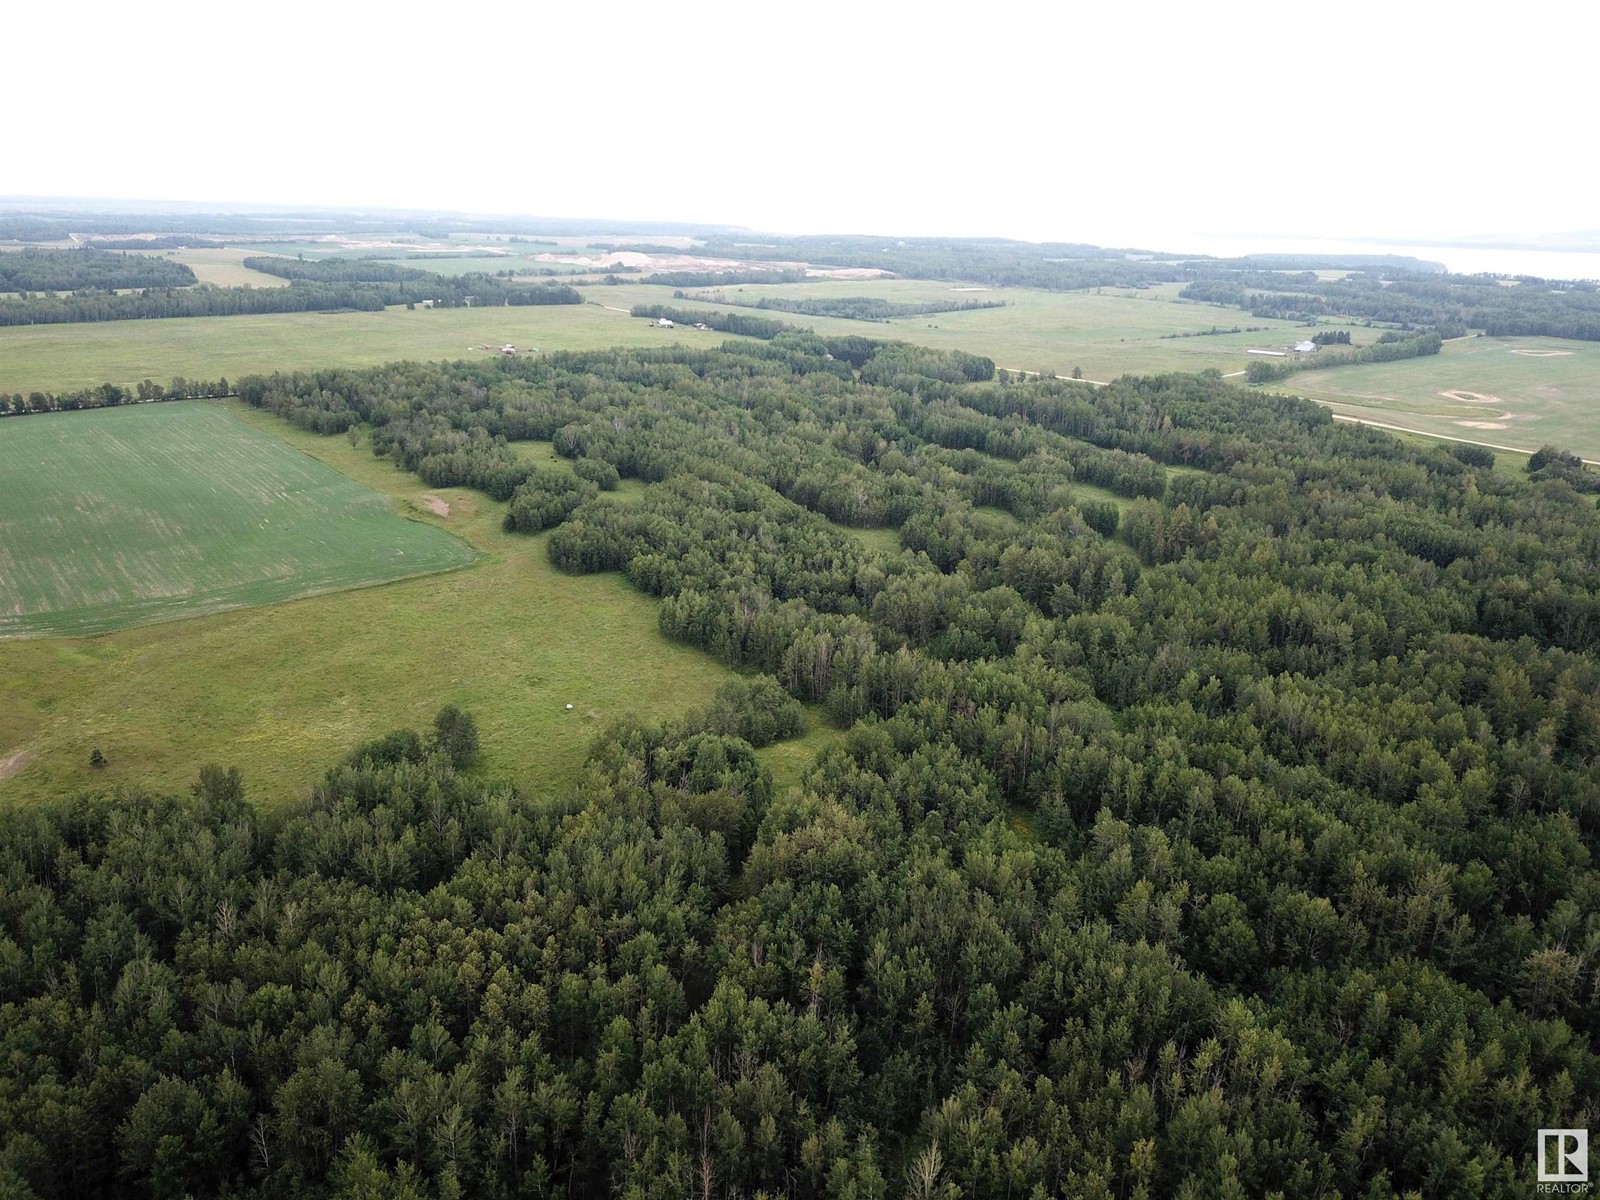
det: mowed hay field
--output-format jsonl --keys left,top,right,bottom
{"left": 0, "top": 402, "right": 477, "bottom": 637}
{"left": 0, "top": 404, "right": 766, "bottom": 808}
{"left": 167, "top": 247, "right": 293, "bottom": 288}
{"left": 1276, "top": 336, "right": 1600, "bottom": 461}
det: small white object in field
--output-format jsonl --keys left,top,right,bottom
{"left": 566, "top": 704, "right": 575, "bottom": 710}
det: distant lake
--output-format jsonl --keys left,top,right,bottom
{"left": 1176, "top": 235, "right": 1600, "bottom": 282}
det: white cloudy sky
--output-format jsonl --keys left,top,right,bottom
{"left": 7, "top": 0, "right": 1596, "bottom": 246}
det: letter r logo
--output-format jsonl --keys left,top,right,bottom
{"left": 1538, "top": 1129, "right": 1588, "bottom": 1182}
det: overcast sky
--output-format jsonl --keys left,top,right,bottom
{"left": 8, "top": 0, "right": 1596, "bottom": 247}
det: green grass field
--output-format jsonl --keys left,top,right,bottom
{"left": 0, "top": 302, "right": 701, "bottom": 395}
{"left": 0, "top": 403, "right": 477, "bottom": 638}
{"left": 1275, "top": 336, "right": 1600, "bottom": 461}
{"left": 597, "top": 278, "right": 1368, "bottom": 380}
{"left": 0, "top": 275, "right": 1355, "bottom": 397}
{"left": 167, "top": 247, "right": 293, "bottom": 288}
{"left": 0, "top": 403, "right": 842, "bottom": 808}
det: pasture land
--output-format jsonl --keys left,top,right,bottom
{"left": 0, "top": 302, "right": 689, "bottom": 394}
{"left": 1275, "top": 336, "right": 1600, "bottom": 461}
{"left": 0, "top": 276, "right": 1376, "bottom": 398}
{"left": 0, "top": 402, "right": 477, "bottom": 637}
{"left": 593, "top": 278, "right": 1371, "bottom": 379}
{"left": 0, "top": 273, "right": 1369, "bottom": 397}
{"left": 0, "top": 404, "right": 840, "bottom": 807}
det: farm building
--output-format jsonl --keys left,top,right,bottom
{"left": 1294, "top": 340, "right": 1318, "bottom": 353}
{"left": 1246, "top": 349, "right": 1288, "bottom": 358}
{"left": 657, "top": 318, "right": 675, "bottom": 328}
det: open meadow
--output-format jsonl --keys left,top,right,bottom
{"left": 0, "top": 301, "right": 686, "bottom": 394}
{"left": 0, "top": 402, "right": 831, "bottom": 807}
{"left": 1275, "top": 335, "right": 1600, "bottom": 460}
{"left": 0, "top": 275, "right": 1363, "bottom": 396}
{"left": 596, "top": 277, "right": 1370, "bottom": 380}
{"left": 0, "top": 402, "right": 477, "bottom": 638}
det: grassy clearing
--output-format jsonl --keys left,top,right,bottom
{"left": 759, "top": 707, "right": 846, "bottom": 796}
{"left": 974, "top": 504, "right": 1021, "bottom": 527}
{"left": 845, "top": 526, "right": 903, "bottom": 555}
{"left": 1068, "top": 480, "right": 1137, "bottom": 513}
{"left": 0, "top": 403, "right": 476, "bottom": 637}
{"left": 0, "top": 406, "right": 762, "bottom": 809}
{"left": 1279, "top": 336, "right": 1600, "bottom": 460}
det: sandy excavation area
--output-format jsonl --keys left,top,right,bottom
{"left": 1440, "top": 390, "right": 1513, "bottom": 429}
{"left": 532, "top": 249, "right": 889, "bottom": 278}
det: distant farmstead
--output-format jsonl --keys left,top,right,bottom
{"left": 657, "top": 317, "right": 675, "bottom": 328}
{"left": 1294, "top": 340, "right": 1318, "bottom": 354}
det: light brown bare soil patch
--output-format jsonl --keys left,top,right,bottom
{"left": 531, "top": 251, "right": 889, "bottom": 280}
{"left": 1456, "top": 420, "right": 1509, "bottom": 429}
{"left": 420, "top": 495, "right": 451, "bottom": 517}
{"left": 805, "top": 267, "right": 893, "bottom": 279}
{"left": 1440, "top": 390, "right": 1503, "bottom": 404}
{"left": 0, "top": 748, "right": 32, "bottom": 780}
{"left": 1510, "top": 349, "right": 1573, "bottom": 357}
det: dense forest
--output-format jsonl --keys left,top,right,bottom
{"left": 0, "top": 247, "right": 197, "bottom": 292}
{"left": 1183, "top": 272, "right": 1600, "bottom": 341}
{"left": 0, "top": 210, "right": 737, "bottom": 245}
{"left": 642, "top": 269, "right": 812, "bottom": 288}
{"left": 240, "top": 257, "right": 438, "bottom": 284}
{"left": 0, "top": 275, "right": 581, "bottom": 327}
{"left": 2, "top": 339, "right": 1583, "bottom": 1195}
{"left": 681, "top": 237, "right": 1443, "bottom": 294}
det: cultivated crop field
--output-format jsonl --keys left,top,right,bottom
{"left": 1274, "top": 335, "right": 1600, "bottom": 460}
{"left": 0, "top": 402, "right": 477, "bottom": 637}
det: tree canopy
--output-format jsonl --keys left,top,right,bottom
{"left": 3, "top": 339, "right": 1598, "bottom": 1197}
